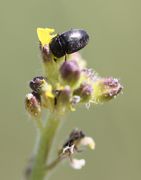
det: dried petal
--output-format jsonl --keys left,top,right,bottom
{"left": 80, "top": 137, "right": 95, "bottom": 150}
{"left": 70, "top": 158, "right": 86, "bottom": 170}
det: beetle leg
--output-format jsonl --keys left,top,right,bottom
{"left": 53, "top": 58, "right": 57, "bottom": 62}
{"left": 65, "top": 54, "right": 67, "bottom": 61}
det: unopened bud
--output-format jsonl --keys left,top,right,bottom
{"left": 25, "top": 92, "right": 41, "bottom": 118}
{"left": 40, "top": 44, "right": 52, "bottom": 62}
{"left": 29, "top": 76, "right": 46, "bottom": 93}
{"left": 29, "top": 76, "right": 54, "bottom": 99}
{"left": 60, "top": 60, "right": 81, "bottom": 85}
{"left": 57, "top": 86, "right": 71, "bottom": 105}
{"left": 93, "top": 77, "right": 123, "bottom": 103}
{"left": 74, "top": 83, "right": 93, "bottom": 102}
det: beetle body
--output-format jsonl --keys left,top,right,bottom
{"left": 49, "top": 29, "right": 89, "bottom": 58}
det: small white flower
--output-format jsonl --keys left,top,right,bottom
{"left": 70, "top": 158, "right": 86, "bottom": 170}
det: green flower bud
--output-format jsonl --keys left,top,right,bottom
{"left": 93, "top": 77, "right": 123, "bottom": 103}
{"left": 53, "top": 86, "right": 72, "bottom": 113}
{"left": 29, "top": 76, "right": 55, "bottom": 111}
{"left": 57, "top": 86, "right": 71, "bottom": 105}
{"left": 29, "top": 76, "right": 54, "bottom": 97}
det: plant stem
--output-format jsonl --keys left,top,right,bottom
{"left": 46, "top": 157, "right": 63, "bottom": 171}
{"left": 29, "top": 114, "right": 61, "bottom": 180}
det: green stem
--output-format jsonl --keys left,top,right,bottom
{"left": 29, "top": 114, "right": 61, "bottom": 180}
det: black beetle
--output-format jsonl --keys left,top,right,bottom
{"left": 49, "top": 29, "right": 89, "bottom": 59}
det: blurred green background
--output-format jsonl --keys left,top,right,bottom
{"left": 0, "top": 0, "right": 140, "bottom": 179}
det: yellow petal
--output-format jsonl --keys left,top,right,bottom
{"left": 37, "top": 28, "right": 56, "bottom": 46}
{"left": 70, "top": 105, "right": 76, "bottom": 111}
{"left": 45, "top": 91, "right": 54, "bottom": 98}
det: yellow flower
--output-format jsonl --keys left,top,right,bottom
{"left": 37, "top": 28, "right": 57, "bottom": 46}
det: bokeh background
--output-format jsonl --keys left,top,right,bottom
{"left": 0, "top": 0, "right": 141, "bottom": 179}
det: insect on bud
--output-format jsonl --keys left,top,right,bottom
{"left": 60, "top": 60, "right": 81, "bottom": 85}
{"left": 74, "top": 83, "right": 93, "bottom": 102}
{"left": 93, "top": 77, "right": 123, "bottom": 103}
{"left": 25, "top": 92, "right": 41, "bottom": 118}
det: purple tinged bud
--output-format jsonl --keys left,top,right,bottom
{"left": 55, "top": 86, "right": 71, "bottom": 112}
{"left": 54, "top": 86, "right": 71, "bottom": 113}
{"left": 29, "top": 76, "right": 47, "bottom": 93}
{"left": 74, "top": 83, "right": 93, "bottom": 102}
{"left": 32, "top": 91, "right": 41, "bottom": 103}
{"left": 40, "top": 44, "right": 52, "bottom": 62}
{"left": 60, "top": 60, "right": 81, "bottom": 85}
{"left": 25, "top": 92, "right": 41, "bottom": 118}
{"left": 93, "top": 77, "right": 123, "bottom": 102}
{"left": 58, "top": 86, "right": 71, "bottom": 104}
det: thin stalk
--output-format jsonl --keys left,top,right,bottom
{"left": 29, "top": 114, "right": 61, "bottom": 180}
{"left": 46, "top": 157, "right": 63, "bottom": 171}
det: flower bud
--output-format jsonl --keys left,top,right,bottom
{"left": 29, "top": 76, "right": 46, "bottom": 93}
{"left": 93, "top": 77, "right": 123, "bottom": 103}
{"left": 40, "top": 44, "right": 52, "bottom": 62}
{"left": 29, "top": 76, "right": 54, "bottom": 98}
{"left": 25, "top": 92, "right": 41, "bottom": 118}
{"left": 74, "top": 83, "right": 93, "bottom": 102}
{"left": 57, "top": 86, "right": 71, "bottom": 104}
{"left": 60, "top": 60, "right": 81, "bottom": 85}
{"left": 53, "top": 86, "right": 72, "bottom": 113}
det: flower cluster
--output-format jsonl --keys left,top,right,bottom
{"left": 25, "top": 28, "right": 123, "bottom": 170}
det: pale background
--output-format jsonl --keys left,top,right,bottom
{"left": 0, "top": 0, "right": 140, "bottom": 179}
